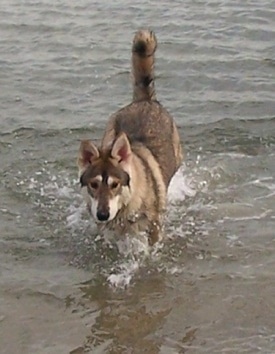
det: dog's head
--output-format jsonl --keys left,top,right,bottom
{"left": 77, "top": 133, "right": 132, "bottom": 223}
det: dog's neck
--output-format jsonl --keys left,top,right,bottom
{"left": 125, "top": 154, "right": 148, "bottom": 212}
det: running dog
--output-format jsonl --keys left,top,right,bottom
{"left": 78, "top": 30, "right": 183, "bottom": 245}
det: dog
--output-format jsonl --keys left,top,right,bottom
{"left": 77, "top": 29, "right": 183, "bottom": 245}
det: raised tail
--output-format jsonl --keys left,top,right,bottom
{"left": 132, "top": 29, "right": 157, "bottom": 101}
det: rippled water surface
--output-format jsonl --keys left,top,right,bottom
{"left": 1, "top": 1, "right": 275, "bottom": 353}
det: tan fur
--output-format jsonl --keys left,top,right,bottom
{"left": 78, "top": 29, "right": 183, "bottom": 245}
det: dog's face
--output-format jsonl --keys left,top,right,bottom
{"left": 78, "top": 133, "right": 132, "bottom": 223}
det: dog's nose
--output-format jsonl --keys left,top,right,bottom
{"left": 96, "top": 210, "right": 110, "bottom": 221}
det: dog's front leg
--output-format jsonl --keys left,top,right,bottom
{"left": 148, "top": 221, "right": 162, "bottom": 246}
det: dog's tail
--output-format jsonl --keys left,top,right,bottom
{"left": 132, "top": 29, "right": 157, "bottom": 101}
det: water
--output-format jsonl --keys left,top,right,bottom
{"left": 1, "top": 1, "right": 275, "bottom": 353}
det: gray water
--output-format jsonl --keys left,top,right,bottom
{"left": 1, "top": 1, "right": 275, "bottom": 353}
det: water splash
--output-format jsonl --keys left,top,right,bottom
{"left": 168, "top": 165, "right": 196, "bottom": 203}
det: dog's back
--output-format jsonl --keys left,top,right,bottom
{"left": 102, "top": 30, "right": 183, "bottom": 186}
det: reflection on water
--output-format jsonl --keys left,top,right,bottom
{"left": 67, "top": 275, "right": 200, "bottom": 354}
{"left": 80, "top": 280, "right": 171, "bottom": 353}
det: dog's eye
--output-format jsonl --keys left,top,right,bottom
{"left": 90, "top": 181, "right": 99, "bottom": 190}
{"left": 111, "top": 182, "right": 119, "bottom": 189}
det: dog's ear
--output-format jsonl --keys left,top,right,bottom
{"left": 111, "top": 133, "right": 132, "bottom": 164}
{"left": 77, "top": 140, "right": 99, "bottom": 172}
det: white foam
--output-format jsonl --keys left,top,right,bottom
{"left": 66, "top": 204, "right": 86, "bottom": 228}
{"left": 166, "top": 266, "right": 184, "bottom": 275}
{"left": 168, "top": 166, "right": 196, "bottom": 203}
{"left": 116, "top": 233, "right": 150, "bottom": 257}
{"left": 223, "top": 209, "right": 272, "bottom": 221}
{"left": 57, "top": 186, "right": 75, "bottom": 198}
{"left": 27, "top": 172, "right": 77, "bottom": 201}
{"left": 104, "top": 233, "right": 151, "bottom": 288}
{"left": 107, "top": 261, "right": 140, "bottom": 288}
